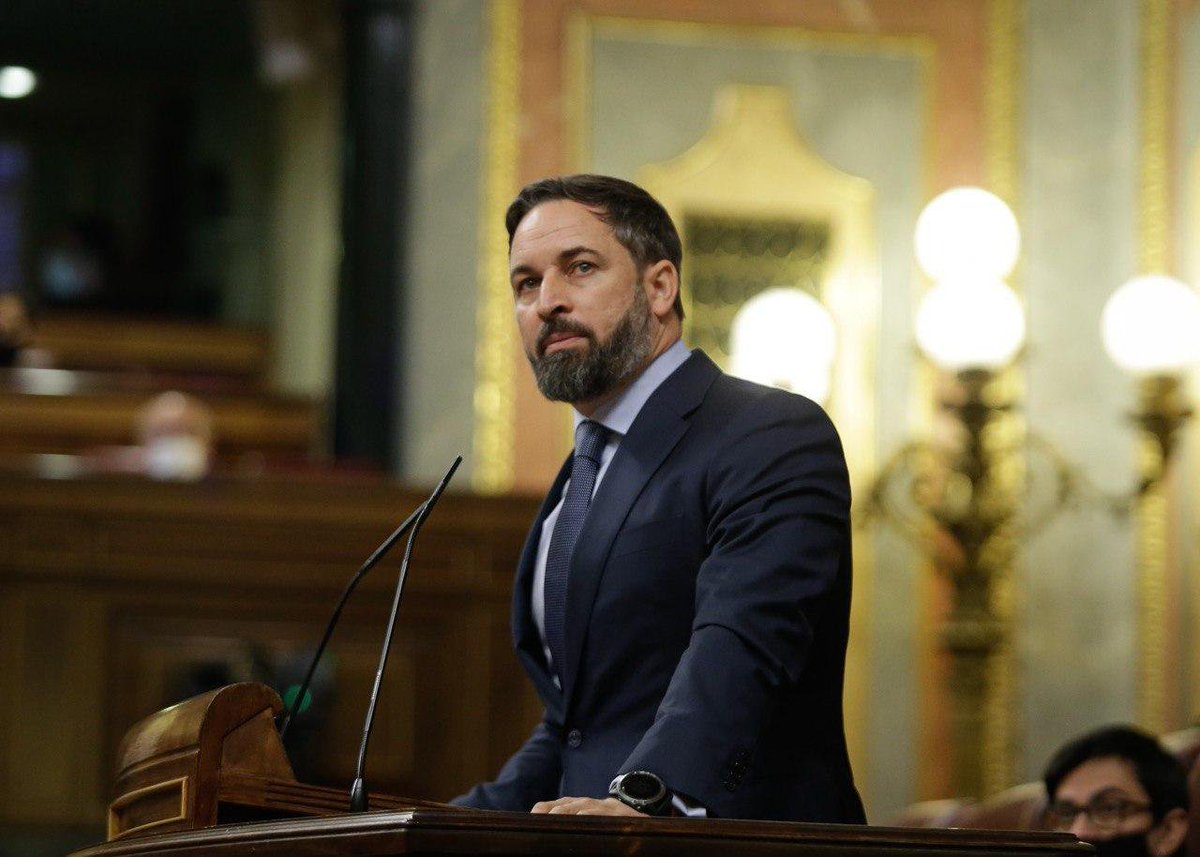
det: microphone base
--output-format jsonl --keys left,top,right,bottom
{"left": 350, "top": 778, "right": 369, "bottom": 812}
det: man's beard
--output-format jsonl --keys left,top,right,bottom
{"left": 527, "top": 288, "right": 653, "bottom": 404}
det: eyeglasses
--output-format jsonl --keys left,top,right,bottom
{"left": 1046, "top": 793, "right": 1153, "bottom": 831}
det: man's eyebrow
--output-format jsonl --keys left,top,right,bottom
{"left": 558, "top": 245, "right": 599, "bottom": 261}
{"left": 509, "top": 246, "right": 601, "bottom": 280}
{"left": 1090, "top": 787, "right": 1142, "bottom": 801}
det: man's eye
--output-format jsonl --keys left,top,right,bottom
{"left": 516, "top": 278, "right": 538, "bottom": 291}
{"left": 573, "top": 261, "right": 594, "bottom": 274}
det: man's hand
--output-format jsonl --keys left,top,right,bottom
{"left": 531, "top": 797, "right": 646, "bottom": 816}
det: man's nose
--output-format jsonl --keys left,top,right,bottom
{"left": 1069, "top": 815, "right": 1101, "bottom": 841}
{"left": 536, "top": 270, "right": 571, "bottom": 317}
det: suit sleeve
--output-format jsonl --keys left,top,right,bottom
{"left": 450, "top": 715, "right": 562, "bottom": 811}
{"left": 617, "top": 394, "right": 852, "bottom": 817}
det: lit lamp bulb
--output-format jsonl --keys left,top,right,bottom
{"left": 915, "top": 277, "right": 1026, "bottom": 373}
{"left": 913, "top": 187, "right": 1025, "bottom": 373}
{"left": 1101, "top": 275, "right": 1200, "bottom": 375}
{"left": 729, "top": 288, "right": 837, "bottom": 404}
{"left": 915, "top": 187, "right": 1021, "bottom": 282}
{"left": 0, "top": 66, "right": 37, "bottom": 99}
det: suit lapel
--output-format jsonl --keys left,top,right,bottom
{"left": 559, "top": 351, "right": 721, "bottom": 708}
{"left": 512, "top": 457, "right": 571, "bottom": 706}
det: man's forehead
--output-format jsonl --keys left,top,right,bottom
{"left": 512, "top": 199, "right": 613, "bottom": 246}
{"left": 1057, "top": 756, "right": 1148, "bottom": 799}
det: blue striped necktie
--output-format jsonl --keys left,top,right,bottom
{"left": 543, "top": 419, "right": 608, "bottom": 681}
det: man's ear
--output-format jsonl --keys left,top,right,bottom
{"left": 1148, "top": 807, "right": 1189, "bottom": 857}
{"left": 642, "top": 260, "right": 680, "bottom": 321}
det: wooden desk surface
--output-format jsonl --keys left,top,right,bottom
{"left": 68, "top": 810, "right": 1093, "bottom": 857}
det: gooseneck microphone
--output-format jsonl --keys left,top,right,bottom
{"left": 278, "top": 501, "right": 427, "bottom": 740}
{"left": 350, "top": 455, "right": 461, "bottom": 812}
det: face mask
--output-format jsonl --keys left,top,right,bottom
{"left": 1092, "top": 832, "right": 1153, "bottom": 857}
{"left": 145, "top": 435, "right": 210, "bottom": 481}
{"left": 41, "top": 251, "right": 99, "bottom": 301}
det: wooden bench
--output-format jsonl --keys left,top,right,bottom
{"left": 0, "top": 366, "right": 321, "bottom": 463}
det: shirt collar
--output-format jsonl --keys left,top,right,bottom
{"left": 572, "top": 339, "right": 691, "bottom": 438}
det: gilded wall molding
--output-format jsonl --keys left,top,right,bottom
{"left": 635, "top": 85, "right": 880, "bottom": 478}
{"left": 472, "top": 0, "right": 521, "bottom": 494}
{"left": 567, "top": 13, "right": 593, "bottom": 172}
{"left": 583, "top": 15, "right": 936, "bottom": 57}
{"left": 1140, "top": 0, "right": 1172, "bottom": 275}
{"left": 1191, "top": 138, "right": 1200, "bottom": 720}
{"left": 573, "top": 12, "right": 936, "bottom": 178}
{"left": 980, "top": 0, "right": 1025, "bottom": 799}
{"left": 1136, "top": 0, "right": 1174, "bottom": 734}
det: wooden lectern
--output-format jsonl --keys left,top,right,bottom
{"left": 72, "top": 683, "right": 1094, "bottom": 857}
{"left": 102, "top": 682, "right": 445, "bottom": 841}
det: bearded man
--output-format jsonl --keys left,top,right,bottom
{"left": 452, "top": 174, "right": 865, "bottom": 823}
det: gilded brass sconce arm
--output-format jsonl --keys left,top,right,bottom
{"left": 857, "top": 366, "right": 1192, "bottom": 798}
{"left": 1130, "top": 375, "right": 1193, "bottom": 495}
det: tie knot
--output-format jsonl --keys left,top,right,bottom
{"left": 574, "top": 420, "right": 608, "bottom": 464}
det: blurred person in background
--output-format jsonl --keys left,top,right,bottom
{"left": 1045, "top": 725, "right": 1190, "bottom": 857}
{"left": 136, "top": 391, "right": 214, "bottom": 481}
{"left": 38, "top": 216, "right": 121, "bottom": 310}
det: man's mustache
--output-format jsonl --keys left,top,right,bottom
{"left": 536, "top": 318, "right": 596, "bottom": 357}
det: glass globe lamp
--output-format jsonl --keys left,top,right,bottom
{"left": 915, "top": 187, "right": 1021, "bottom": 282}
{"left": 1101, "top": 275, "right": 1200, "bottom": 375}
{"left": 0, "top": 66, "right": 37, "bottom": 99}
{"left": 915, "top": 277, "right": 1026, "bottom": 373}
{"left": 729, "top": 288, "right": 837, "bottom": 405}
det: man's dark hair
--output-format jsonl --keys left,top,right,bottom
{"left": 505, "top": 174, "right": 685, "bottom": 320}
{"left": 1044, "top": 725, "right": 1189, "bottom": 821}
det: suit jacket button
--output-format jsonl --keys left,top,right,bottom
{"left": 566, "top": 729, "right": 583, "bottom": 748}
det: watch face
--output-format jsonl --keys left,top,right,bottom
{"left": 621, "top": 772, "right": 665, "bottom": 803}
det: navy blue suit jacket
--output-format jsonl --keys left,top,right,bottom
{"left": 454, "top": 351, "right": 864, "bottom": 823}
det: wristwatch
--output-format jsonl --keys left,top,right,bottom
{"left": 608, "top": 770, "right": 673, "bottom": 816}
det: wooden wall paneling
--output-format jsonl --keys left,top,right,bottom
{"left": 103, "top": 595, "right": 480, "bottom": 801}
{"left": 28, "top": 315, "right": 271, "bottom": 379}
{"left": 1, "top": 583, "right": 109, "bottom": 825}
{"left": 0, "top": 378, "right": 320, "bottom": 461}
{"left": 0, "top": 473, "right": 542, "bottom": 829}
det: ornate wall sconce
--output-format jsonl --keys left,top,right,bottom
{"left": 1102, "top": 274, "right": 1200, "bottom": 491}
{"left": 865, "top": 188, "right": 1200, "bottom": 799}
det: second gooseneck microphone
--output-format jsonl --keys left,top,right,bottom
{"left": 279, "top": 499, "right": 427, "bottom": 740}
{"left": 350, "top": 455, "right": 462, "bottom": 812}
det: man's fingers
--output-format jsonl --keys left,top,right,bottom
{"left": 531, "top": 797, "right": 647, "bottom": 816}
{"left": 577, "top": 799, "right": 643, "bottom": 817}
{"left": 547, "top": 798, "right": 593, "bottom": 814}
{"left": 531, "top": 797, "right": 587, "bottom": 814}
